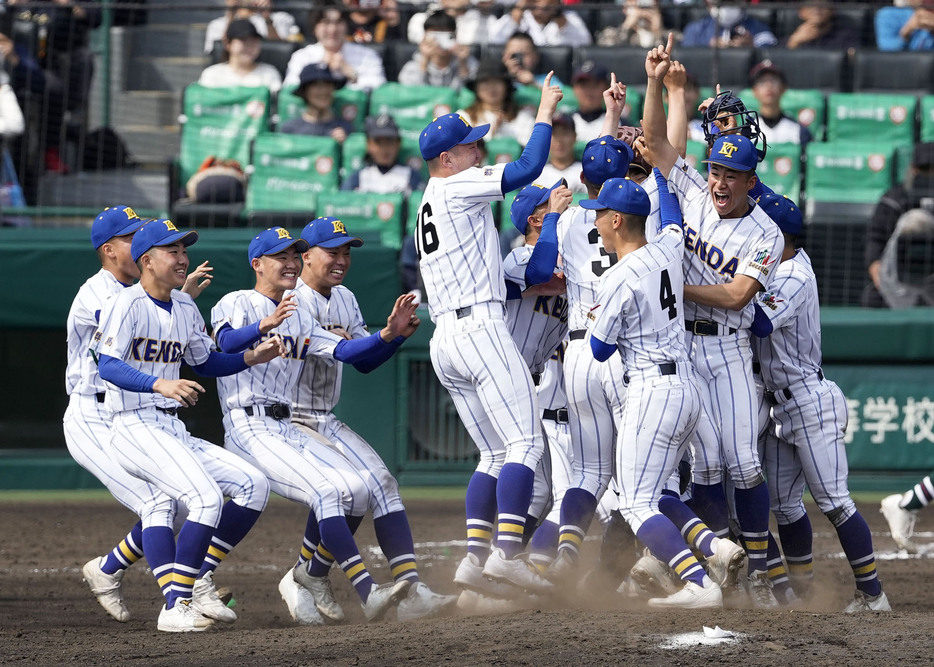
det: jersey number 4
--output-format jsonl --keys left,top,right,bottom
{"left": 415, "top": 202, "right": 439, "bottom": 259}
{"left": 659, "top": 268, "right": 677, "bottom": 320}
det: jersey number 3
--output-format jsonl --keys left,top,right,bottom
{"left": 415, "top": 202, "right": 439, "bottom": 259}
{"left": 587, "top": 228, "right": 617, "bottom": 277}
{"left": 659, "top": 269, "right": 677, "bottom": 320}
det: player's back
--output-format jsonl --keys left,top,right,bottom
{"left": 754, "top": 249, "right": 822, "bottom": 390}
{"left": 557, "top": 205, "right": 617, "bottom": 331}
{"left": 416, "top": 163, "right": 507, "bottom": 321}
{"left": 66, "top": 269, "right": 125, "bottom": 395}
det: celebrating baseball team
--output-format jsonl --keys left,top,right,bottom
{"left": 65, "top": 35, "right": 893, "bottom": 633}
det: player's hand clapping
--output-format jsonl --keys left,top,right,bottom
{"left": 245, "top": 334, "right": 287, "bottom": 366}
{"left": 382, "top": 293, "right": 419, "bottom": 340}
{"left": 153, "top": 378, "right": 205, "bottom": 407}
{"left": 535, "top": 71, "right": 563, "bottom": 124}
{"left": 181, "top": 261, "right": 213, "bottom": 299}
{"left": 645, "top": 33, "right": 673, "bottom": 81}
{"left": 259, "top": 293, "right": 296, "bottom": 334}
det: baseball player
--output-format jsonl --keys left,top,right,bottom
{"left": 288, "top": 217, "right": 457, "bottom": 622}
{"left": 66, "top": 206, "right": 213, "bottom": 623}
{"left": 210, "top": 226, "right": 417, "bottom": 624}
{"left": 415, "top": 73, "right": 562, "bottom": 596}
{"left": 643, "top": 36, "right": 784, "bottom": 606}
{"left": 93, "top": 219, "right": 281, "bottom": 632}
{"left": 750, "top": 194, "right": 891, "bottom": 613}
{"left": 881, "top": 479, "right": 932, "bottom": 554}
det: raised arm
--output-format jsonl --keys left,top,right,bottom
{"left": 599, "top": 72, "right": 627, "bottom": 140}
{"left": 642, "top": 34, "right": 680, "bottom": 178}
{"left": 663, "top": 60, "right": 688, "bottom": 158}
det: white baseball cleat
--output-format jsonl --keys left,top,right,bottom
{"left": 706, "top": 538, "right": 747, "bottom": 588}
{"left": 747, "top": 570, "right": 779, "bottom": 609}
{"left": 544, "top": 551, "right": 577, "bottom": 583}
{"left": 293, "top": 564, "right": 345, "bottom": 623}
{"left": 278, "top": 569, "right": 325, "bottom": 626}
{"left": 362, "top": 580, "right": 412, "bottom": 622}
{"left": 481, "top": 548, "right": 554, "bottom": 593}
{"left": 453, "top": 552, "right": 523, "bottom": 598}
{"left": 880, "top": 494, "right": 919, "bottom": 553}
{"left": 192, "top": 571, "right": 237, "bottom": 623}
{"left": 456, "top": 589, "right": 540, "bottom": 615}
{"left": 157, "top": 600, "right": 214, "bottom": 632}
{"left": 630, "top": 552, "right": 681, "bottom": 597}
{"left": 648, "top": 581, "right": 723, "bottom": 609}
{"left": 397, "top": 581, "right": 459, "bottom": 621}
{"left": 81, "top": 557, "right": 130, "bottom": 622}
{"left": 844, "top": 588, "right": 892, "bottom": 613}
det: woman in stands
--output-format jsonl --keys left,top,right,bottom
{"left": 456, "top": 59, "right": 536, "bottom": 146}
{"left": 199, "top": 19, "right": 283, "bottom": 93}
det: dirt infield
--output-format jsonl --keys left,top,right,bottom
{"left": 2, "top": 493, "right": 932, "bottom": 666}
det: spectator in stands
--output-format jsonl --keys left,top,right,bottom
{"left": 875, "top": 0, "right": 934, "bottom": 52}
{"left": 863, "top": 142, "right": 934, "bottom": 307}
{"left": 748, "top": 61, "right": 812, "bottom": 146}
{"left": 279, "top": 63, "right": 353, "bottom": 143}
{"left": 489, "top": 0, "right": 593, "bottom": 47}
{"left": 398, "top": 11, "right": 478, "bottom": 88}
{"left": 783, "top": 0, "right": 861, "bottom": 51}
{"left": 284, "top": 1, "right": 386, "bottom": 92}
{"left": 597, "top": 0, "right": 669, "bottom": 49}
{"left": 457, "top": 59, "right": 536, "bottom": 145}
{"left": 198, "top": 19, "right": 283, "bottom": 92}
{"left": 408, "top": 0, "right": 495, "bottom": 46}
{"left": 203, "top": 0, "right": 301, "bottom": 54}
{"left": 537, "top": 113, "right": 584, "bottom": 194}
{"left": 571, "top": 60, "right": 627, "bottom": 142}
{"left": 341, "top": 113, "right": 423, "bottom": 194}
{"left": 501, "top": 32, "right": 561, "bottom": 89}
{"left": 345, "top": 0, "right": 405, "bottom": 43}
{"left": 682, "top": 0, "right": 777, "bottom": 49}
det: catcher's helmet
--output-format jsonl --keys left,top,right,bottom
{"left": 702, "top": 90, "right": 768, "bottom": 162}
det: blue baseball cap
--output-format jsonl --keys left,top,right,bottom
{"left": 248, "top": 227, "right": 310, "bottom": 263}
{"left": 91, "top": 205, "right": 148, "bottom": 249}
{"left": 757, "top": 193, "right": 803, "bottom": 236}
{"left": 582, "top": 136, "right": 634, "bottom": 187}
{"left": 300, "top": 217, "right": 364, "bottom": 249}
{"left": 419, "top": 113, "right": 490, "bottom": 161}
{"left": 131, "top": 219, "right": 198, "bottom": 262}
{"left": 579, "top": 177, "right": 651, "bottom": 217}
{"left": 510, "top": 179, "right": 566, "bottom": 234}
{"left": 703, "top": 134, "right": 758, "bottom": 172}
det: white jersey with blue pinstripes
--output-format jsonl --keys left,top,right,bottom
{"left": 291, "top": 278, "right": 369, "bottom": 414}
{"left": 211, "top": 289, "right": 344, "bottom": 411}
{"left": 66, "top": 268, "right": 127, "bottom": 395}
{"left": 665, "top": 157, "right": 783, "bottom": 329}
{"left": 556, "top": 205, "right": 613, "bottom": 332}
{"left": 415, "top": 162, "right": 507, "bottom": 322}
{"left": 503, "top": 244, "right": 569, "bottom": 375}
{"left": 752, "top": 249, "right": 822, "bottom": 392}
{"left": 589, "top": 226, "right": 690, "bottom": 370}
{"left": 94, "top": 284, "right": 213, "bottom": 413}
{"left": 537, "top": 344, "right": 568, "bottom": 410}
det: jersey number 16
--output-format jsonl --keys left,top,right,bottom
{"left": 414, "top": 202, "right": 439, "bottom": 259}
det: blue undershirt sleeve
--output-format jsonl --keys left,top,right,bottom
{"left": 590, "top": 336, "right": 616, "bottom": 362}
{"left": 505, "top": 280, "right": 522, "bottom": 300}
{"left": 350, "top": 335, "right": 406, "bottom": 373}
{"left": 525, "top": 211, "right": 559, "bottom": 285}
{"left": 334, "top": 331, "right": 404, "bottom": 372}
{"left": 191, "top": 351, "right": 249, "bottom": 377}
{"left": 749, "top": 303, "right": 774, "bottom": 338}
{"left": 213, "top": 321, "right": 263, "bottom": 353}
{"left": 501, "top": 122, "right": 552, "bottom": 193}
{"left": 98, "top": 354, "right": 158, "bottom": 393}
{"left": 654, "top": 168, "right": 684, "bottom": 230}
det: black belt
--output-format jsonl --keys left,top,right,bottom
{"left": 752, "top": 361, "right": 761, "bottom": 375}
{"left": 569, "top": 330, "right": 587, "bottom": 340}
{"left": 543, "top": 408, "right": 569, "bottom": 423}
{"left": 686, "top": 320, "right": 737, "bottom": 336}
{"left": 623, "top": 362, "right": 677, "bottom": 384}
{"left": 531, "top": 373, "right": 542, "bottom": 386}
{"left": 245, "top": 404, "right": 292, "bottom": 420}
{"left": 456, "top": 306, "right": 472, "bottom": 319}
{"left": 95, "top": 392, "right": 105, "bottom": 403}
{"left": 156, "top": 406, "right": 178, "bottom": 416}
{"left": 765, "top": 370, "right": 824, "bottom": 406}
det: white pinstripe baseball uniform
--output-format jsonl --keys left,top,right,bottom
{"left": 589, "top": 224, "right": 702, "bottom": 533}
{"left": 289, "top": 278, "right": 406, "bottom": 518}
{"left": 211, "top": 289, "right": 371, "bottom": 521}
{"left": 64, "top": 269, "right": 175, "bottom": 524}
{"left": 665, "top": 156, "right": 783, "bottom": 488}
{"left": 416, "top": 161, "right": 544, "bottom": 476}
{"left": 556, "top": 205, "right": 627, "bottom": 499}
{"left": 95, "top": 284, "right": 268, "bottom": 529}
{"left": 536, "top": 346, "right": 574, "bottom": 529}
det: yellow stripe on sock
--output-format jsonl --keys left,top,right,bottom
{"left": 558, "top": 533, "right": 583, "bottom": 547}
{"left": 317, "top": 546, "right": 334, "bottom": 561}
{"left": 787, "top": 563, "right": 812, "bottom": 574}
{"left": 157, "top": 572, "right": 174, "bottom": 589}
{"left": 745, "top": 539, "right": 768, "bottom": 551}
{"left": 391, "top": 562, "right": 417, "bottom": 577}
{"left": 685, "top": 525, "right": 705, "bottom": 545}
{"left": 300, "top": 545, "right": 315, "bottom": 560}
{"left": 174, "top": 573, "right": 197, "bottom": 587}
{"left": 118, "top": 541, "right": 139, "bottom": 562}
{"left": 344, "top": 563, "right": 367, "bottom": 580}
{"left": 467, "top": 528, "right": 492, "bottom": 540}
{"left": 207, "top": 545, "right": 227, "bottom": 561}
{"left": 673, "top": 557, "right": 699, "bottom": 576}
{"left": 497, "top": 522, "right": 525, "bottom": 536}
{"left": 852, "top": 563, "right": 877, "bottom": 576}
{"left": 768, "top": 564, "right": 787, "bottom": 577}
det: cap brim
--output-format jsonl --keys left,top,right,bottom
{"left": 159, "top": 230, "right": 199, "bottom": 248}
{"left": 459, "top": 124, "right": 490, "bottom": 147}
{"left": 112, "top": 218, "right": 150, "bottom": 238}
{"left": 534, "top": 179, "right": 567, "bottom": 206}
{"left": 701, "top": 158, "right": 753, "bottom": 172}
{"left": 315, "top": 237, "right": 364, "bottom": 248}
{"left": 262, "top": 238, "right": 311, "bottom": 257}
{"left": 578, "top": 199, "right": 607, "bottom": 211}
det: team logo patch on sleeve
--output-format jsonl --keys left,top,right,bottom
{"left": 760, "top": 292, "right": 782, "bottom": 310}
{"left": 484, "top": 167, "right": 494, "bottom": 177}
{"left": 748, "top": 249, "right": 776, "bottom": 274}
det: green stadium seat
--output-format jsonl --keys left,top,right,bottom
{"left": 369, "top": 83, "right": 459, "bottom": 141}
{"left": 341, "top": 132, "right": 368, "bottom": 182}
{"left": 755, "top": 143, "right": 802, "bottom": 203}
{"left": 246, "top": 133, "right": 340, "bottom": 214}
{"left": 399, "top": 136, "right": 429, "bottom": 183}
{"left": 825, "top": 93, "right": 918, "bottom": 148}
{"left": 804, "top": 141, "right": 896, "bottom": 222}
{"left": 921, "top": 96, "right": 934, "bottom": 143}
{"left": 314, "top": 191, "right": 407, "bottom": 249}
{"left": 684, "top": 139, "right": 709, "bottom": 171}
{"left": 407, "top": 189, "right": 423, "bottom": 236}
{"left": 179, "top": 84, "right": 272, "bottom": 188}
{"left": 275, "top": 86, "right": 368, "bottom": 133}
{"left": 740, "top": 88, "right": 826, "bottom": 142}
{"left": 485, "top": 137, "right": 522, "bottom": 164}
